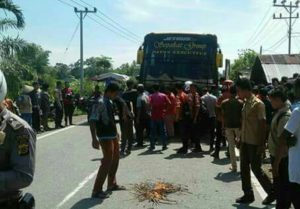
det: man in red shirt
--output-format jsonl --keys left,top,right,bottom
{"left": 164, "top": 87, "right": 177, "bottom": 138}
{"left": 62, "top": 81, "right": 75, "bottom": 126}
{"left": 149, "top": 84, "right": 171, "bottom": 151}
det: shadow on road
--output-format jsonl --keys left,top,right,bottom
{"left": 232, "top": 203, "right": 268, "bottom": 209}
{"left": 164, "top": 152, "right": 204, "bottom": 160}
{"left": 138, "top": 150, "right": 164, "bottom": 156}
{"left": 214, "top": 171, "right": 241, "bottom": 183}
{"left": 90, "top": 158, "right": 102, "bottom": 162}
{"left": 211, "top": 157, "right": 231, "bottom": 165}
{"left": 70, "top": 198, "right": 104, "bottom": 209}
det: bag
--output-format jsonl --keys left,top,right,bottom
{"left": 274, "top": 111, "right": 297, "bottom": 147}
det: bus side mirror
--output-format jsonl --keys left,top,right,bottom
{"left": 137, "top": 47, "right": 144, "bottom": 65}
{"left": 216, "top": 51, "right": 223, "bottom": 68}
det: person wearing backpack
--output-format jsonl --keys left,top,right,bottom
{"left": 221, "top": 85, "right": 243, "bottom": 172}
{"left": 265, "top": 86, "right": 291, "bottom": 207}
{"left": 188, "top": 83, "right": 203, "bottom": 153}
{"left": 175, "top": 83, "right": 190, "bottom": 154}
{"left": 135, "top": 84, "right": 151, "bottom": 148}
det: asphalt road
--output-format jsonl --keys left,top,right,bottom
{"left": 25, "top": 122, "right": 274, "bottom": 209}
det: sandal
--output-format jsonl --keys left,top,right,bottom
{"left": 91, "top": 191, "right": 110, "bottom": 199}
{"left": 107, "top": 185, "right": 126, "bottom": 192}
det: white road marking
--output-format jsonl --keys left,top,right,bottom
{"left": 37, "top": 120, "right": 87, "bottom": 141}
{"left": 54, "top": 169, "right": 98, "bottom": 209}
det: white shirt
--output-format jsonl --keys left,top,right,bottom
{"left": 201, "top": 93, "right": 217, "bottom": 118}
{"left": 285, "top": 107, "right": 300, "bottom": 184}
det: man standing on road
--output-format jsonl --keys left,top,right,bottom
{"left": 62, "top": 81, "right": 75, "bottom": 126}
{"left": 164, "top": 86, "right": 177, "bottom": 139}
{"left": 201, "top": 87, "right": 217, "bottom": 152}
{"left": 266, "top": 87, "right": 291, "bottom": 207}
{"left": 149, "top": 84, "right": 171, "bottom": 151}
{"left": 17, "top": 85, "right": 33, "bottom": 126}
{"left": 29, "top": 82, "right": 41, "bottom": 132}
{"left": 89, "top": 83, "right": 125, "bottom": 199}
{"left": 54, "top": 81, "right": 64, "bottom": 129}
{"left": 235, "top": 78, "right": 271, "bottom": 204}
{"left": 274, "top": 78, "right": 300, "bottom": 208}
{"left": 135, "top": 84, "right": 150, "bottom": 148}
{"left": 176, "top": 83, "right": 190, "bottom": 154}
{"left": 221, "top": 85, "right": 243, "bottom": 172}
{"left": 0, "top": 70, "right": 36, "bottom": 209}
{"left": 40, "top": 83, "right": 51, "bottom": 131}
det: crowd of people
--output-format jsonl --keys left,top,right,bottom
{"left": 89, "top": 77, "right": 300, "bottom": 208}
{"left": 5, "top": 81, "right": 76, "bottom": 133}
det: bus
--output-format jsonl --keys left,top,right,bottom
{"left": 137, "top": 33, "right": 223, "bottom": 87}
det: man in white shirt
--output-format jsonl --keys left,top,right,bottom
{"left": 201, "top": 88, "right": 217, "bottom": 151}
{"left": 275, "top": 78, "right": 300, "bottom": 208}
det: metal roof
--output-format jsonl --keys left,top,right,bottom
{"left": 262, "top": 64, "right": 300, "bottom": 83}
{"left": 260, "top": 54, "right": 300, "bottom": 65}
{"left": 256, "top": 54, "right": 300, "bottom": 83}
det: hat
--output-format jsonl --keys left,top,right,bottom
{"left": 22, "top": 85, "right": 34, "bottom": 94}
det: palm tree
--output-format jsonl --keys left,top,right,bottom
{"left": 0, "top": 0, "right": 26, "bottom": 59}
{"left": 0, "top": 0, "right": 25, "bottom": 31}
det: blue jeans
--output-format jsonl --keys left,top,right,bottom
{"left": 150, "top": 120, "right": 167, "bottom": 148}
{"left": 21, "top": 113, "right": 32, "bottom": 126}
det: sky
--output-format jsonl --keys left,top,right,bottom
{"left": 6, "top": 0, "right": 300, "bottom": 68}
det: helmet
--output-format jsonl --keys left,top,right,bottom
{"left": 0, "top": 71, "right": 7, "bottom": 102}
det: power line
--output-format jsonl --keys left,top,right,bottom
{"left": 87, "top": 15, "right": 139, "bottom": 44}
{"left": 249, "top": 16, "right": 274, "bottom": 46}
{"left": 247, "top": 5, "right": 273, "bottom": 44}
{"left": 266, "top": 35, "right": 287, "bottom": 51}
{"left": 251, "top": 21, "right": 282, "bottom": 47}
{"left": 79, "top": 0, "right": 141, "bottom": 39}
{"left": 69, "top": 0, "right": 86, "bottom": 8}
{"left": 74, "top": 7, "right": 98, "bottom": 94}
{"left": 273, "top": 0, "right": 300, "bottom": 54}
{"left": 67, "top": 0, "right": 142, "bottom": 42}
{"left": 57, "top": 0, "right": 141, "bottom": 44}
{"left": 57, "top": 0, "right": 74, "bottom": 8}
{"left": 292, "top": 36, "right": 300, "bottom": 52}
{"left": 249, "top": 18, "right": 277, "bottom": 47}
{"left": 64, "top": 21, "right": 80, "bottom": 54}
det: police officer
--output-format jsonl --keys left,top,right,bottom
{"left": 0, "top": 71, "right": 36, "bottom": 209}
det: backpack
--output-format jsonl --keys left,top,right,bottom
{"left": 276, "top": 111, "right": 298, "bottom": 147}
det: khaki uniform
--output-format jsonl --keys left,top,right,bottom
{"left": 241, "top": 95, "right": 266, "bottom": 145}
{"left": 240, "top": 95, "right": 271, "bottom": 196}
{"left": 0, "top": 108, "right": 36, "bottom": 206}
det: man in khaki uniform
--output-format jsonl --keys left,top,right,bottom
{"left": 235, "top": 79, "right": 271, "bottom": 204}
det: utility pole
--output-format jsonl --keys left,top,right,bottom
{"left": 260, "top": 46, "right": 263, "bottom": 55}
{"left": 273, "top": 0, "right": 300, "bottom": 55}
{"left": 74, "top": 7, "right": 97, "bottom": 94}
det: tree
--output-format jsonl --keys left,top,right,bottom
{"left": 0, "top": 1, "right": 26, "bottom": 59}
{"left": 84, "top": 56, "right": 113, "bottom": 78}
{"left": 115, "top": 61, "right": 139, "bottom": 77}
{"left": 0, "top": 36, "right": 27, "bottom": 59}
{"left": 54, "top": 63, "right": 72, "bottom": 80}
{"left": 16, "top": 43, "right": 51, "bottom": 76}
{"left": 230, "top": 49, "right": 258, "bottom": 81}
{"left": 0, "top": 0, "right": 25, "bottom": 31}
